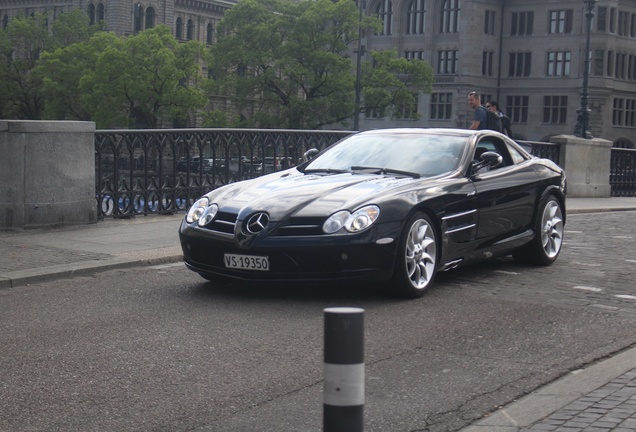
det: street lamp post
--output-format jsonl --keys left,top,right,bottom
{"left": 353, "top": 0, "right": 365, "bottom": 131}
{"left": 573, "top": 0, "right": 598, "bottom": 139}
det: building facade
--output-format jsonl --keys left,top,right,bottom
{"left": 1, "top": 0, "right": 635, "bottom": 145}
{"left": 359, "top": 0, "right": 636, "bottom": 145}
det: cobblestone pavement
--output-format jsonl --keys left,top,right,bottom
{"left": 523, "top": 368, "right": 636, "bottom": 432}
{"left": 440, "top": 211, "right": 636, "bottom": 316}
{"left": 0, "top": 241, "right": 112, "bottom": 272}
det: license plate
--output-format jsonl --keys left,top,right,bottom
{"left": 224, "top": 253, "right": 269, "bottom": 271}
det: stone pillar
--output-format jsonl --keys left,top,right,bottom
{"left": 550, "top": 134, "right": 612, "bottom": 198}
{"left": 0, "top": 120, "right": 97, "bottom": 229}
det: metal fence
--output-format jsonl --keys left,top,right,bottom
{"left": 95, "top": 129, "right": 353, "bottom": 218}
{"left": 94, "top": 130, "right": 635, "bottom": 219}
{"left": 610, "top": 147, "right": 636, "bottom": 197}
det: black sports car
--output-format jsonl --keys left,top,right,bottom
{"left": 179, "top": 128, "right": 566, "bottom": 298}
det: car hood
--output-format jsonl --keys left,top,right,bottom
{"left": 206, "top": 169, "right": 423, "bottom": 221}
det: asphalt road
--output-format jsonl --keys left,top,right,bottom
{"left": 1, "top": 211, "right": 636, "bottom": 432}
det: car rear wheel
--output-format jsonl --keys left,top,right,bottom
{"left": 390, "top": 212, "right": 438, "bottom": 298}
{"left": 513, "top": 195, "right": 564, "bottom": 265}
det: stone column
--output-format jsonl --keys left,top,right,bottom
{"left": 0, "top": 120, "right": 97, "bottom": 229}
{"left": 550, "top": 134, "right": 612, "bottom": 198}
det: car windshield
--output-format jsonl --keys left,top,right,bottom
{"left": 302, "top": 132, "right": 466, "bottom": 177}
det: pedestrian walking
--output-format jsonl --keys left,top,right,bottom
{"left": 487, "top": 100, "right": 514, "bottom": 138}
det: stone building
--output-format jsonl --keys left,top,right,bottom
{"left": 1, "top": 0, "right": 635, "bottom": 145}
{"left": 357, "top": 0, "right": 636, "bottom": 146}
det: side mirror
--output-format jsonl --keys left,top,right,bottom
{"left": 473, "top": 151, "right": 503, "bottom": 173}
{"left": 303, "top": 148, "right": 319, "bottom": 161}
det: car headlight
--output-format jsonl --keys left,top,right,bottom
{"left": 322, "top": 205, "right": 380, "bottom": 234}
{"left": 198, "top": 203, "right": 219, "bottom": 227}
{"left": 186, "top": 197, "right": 209, "bottom": 223}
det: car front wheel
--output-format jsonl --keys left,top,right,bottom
{"left": 513, "top": 194, "right": 564, "bottom": 265}
{"left": 390, "top": 212, "right": 438, "bottom": 298}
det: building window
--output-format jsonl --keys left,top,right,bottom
{"left": 406, "top": 0, "right": 425, "bottom": 35}
{"left": 484, "top": 10, "right": 495, "bottom": 35}
{"left": 482, "top": 51, "right": 493, "bottom": 76}
{"left": 607, "top": 50, "right": 614, "bottom": 76}
{"left": 616, "top": 53, "right": 627, "bottom": 80}
{"left": 631, "top": 13, "right": 636, "bottom": 38}
{"left": 134, "top": 4, "right": 143, "bottom": 33}
{"left": 548, "top": 10, "right": 573, "bottom": 34}
{"left": 509, "top": 52, "right": 531, "bottom": 77}
{"left": 610, "top": 7, "right": 616, "bottom": 33}
{"left": 176, "top": 17, "right": 183, "bottom": 39}
{"left": 206, "top": 23, "right": 214, "bottom": 45}
{"left": 96, "top": 3, "right": 105, "bottom": 21}
{"left": 511, "top": 11, "right": 533, "bottom": 36}
{"left": 594, "top": 50, "right": 605, "bottom": 76}
{"left": 618, "top": 11, "right": 629, "bottom": 37}
{"left": 88, "top": 4, "right": 95, "bottom": 24}
{"left": 375, "top": 0, "right": 393, "bottom": 35}
{"left": 506, "top": 95, "right": 529, "bottom": 123}
{"left": 430, "top": 92, "right": 452, "bottom": 120}
{"left": 437, "top": 50, "right": 458, "bottom": 74}
{"left": 441, "top": 0, "right": 460, "bottom": 34}
{"left": 145, "top": 7, "right": 155, "bottom": 29}
{"left": 613, "top": 98, "right": 636, "bottom": 127}
{"left": 597, "top": 7, "right": 607, "bottom": 32}
{"left": 543, "top": 95, "right": 568, "bottom": 124}
{"left": 187, "top": 19, "right": 194, "bottom": 40}
{"left": 546, "top": 51, "right": 571, "bottom": 76}
{"left": 629, "top": 55, "right": 636, "bottom": 81}
{"left": 405, "top": 51, "right": 424, "bottom": 60}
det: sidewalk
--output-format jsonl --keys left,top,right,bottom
{"left": 1, "top": 197, "right": 636, "bottom": 432}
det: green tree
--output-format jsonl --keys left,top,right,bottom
{"left": 82, "top": 25, "right": 208, "bottom": 128}
{"left": 210, "top": 0, "right": 433, "bottom": 129}
{"left": 361, "top": 49, "right": 434, "bottom": 119}
{"left": 0, "top": 10, "right": 99, "bottom": 120}
{"left": 0, "top": 13, "right": 51, "bottom": 119}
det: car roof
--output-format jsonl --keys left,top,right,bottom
{"left": 357, "top": 128, "right": 477, "bottom": 138}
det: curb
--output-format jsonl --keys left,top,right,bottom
{"left": 460, "top": 345, "right": 636, "bottom": 431}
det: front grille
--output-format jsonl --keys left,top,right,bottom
{"left": 205, "top": 210, "right": 237, "bottom": 234}
{"left": 274, "top": 216, "right": 325, "bottom": 236}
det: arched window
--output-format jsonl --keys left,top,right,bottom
{"left": 96, "top": 3, "right": 105, "bottom": 21}
{"left": 2, "top": 14, "right": 8, "bottom": 29}
{"left": 206, "top": 22, "right": 214, "bottom": 44}
{"left": 187, "top": 19, "right": 194, "bottom": 40}
{"left": 176, "top": 17, "right": 183, "bottom": 39}
{"left": 145, "top": 7, "right": 155, "bottom": 29}
{"left": 375, "top": 0, "right": 393, "bottom": 35}
{"left": 441, "top": 0, "right": 460, "bottom": 33}
{"left": 134, "top": 4, "right": 143, "bottom": 33}
{"left": 407, "top": 0, "right": 425, "bottom": 35}
{"left": 87, "top": 4, "right": 96, "bottom": 24}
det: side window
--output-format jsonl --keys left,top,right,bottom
{"left": 506, "top": 142, "right": 529, "bottom": 165}
{"left": 476, "top": 138, "right": 511, "bottom": 168}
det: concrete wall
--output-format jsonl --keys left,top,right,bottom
{"left": 0, "top": 120, "right": 97, "bottom": 230}
{"left": 551, "top": 135, "right": 612, "bottom": 198}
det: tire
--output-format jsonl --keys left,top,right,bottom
{"left": 513, "top": 194, "right": 564, "bottom": 265}
{"left": 390, "top": 212, "right": 439, "bottom": 298}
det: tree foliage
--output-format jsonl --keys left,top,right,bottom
{"left": 210, "top": 0, "right": 433, "bottom": 129}
{"left": 1, "top": 16, "right": 207, "bottom": 128}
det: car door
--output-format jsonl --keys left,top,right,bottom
{"left": 471, "top": 137, "right": 540, "bottom": 241}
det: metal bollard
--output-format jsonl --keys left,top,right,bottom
{"left": 323, "top": 307, "right": 365, "bottom": 432}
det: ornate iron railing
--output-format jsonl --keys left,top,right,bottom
{"left": 94, "top": 130, "right": 636, "bottom": 219}
{"left": 95, "top": 128, "right": 353, "bottom": 218}
{"left": 518, "top": 140, "right": 561, "bottom": 165}
{"left": 610, "top": 148, "right": 636, "bottom": 197}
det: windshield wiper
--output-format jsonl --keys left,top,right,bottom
{"left": 301, "top": 168, "right": 351, "bottom": 174}
{"left": 350, "top": 166, "right": 420, "bottom": 178}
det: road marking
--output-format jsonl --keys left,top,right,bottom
{"left": 615, "top": 295, "right": 636, "bottom": 300}
{"left": 150, "top": 262, "right": 185, "bottom": 270}
{"left": 573, "top": 286, "right": 603, "bottom": 292}
{"left": 494, "top": 270, "right": 520, "bottom": 275}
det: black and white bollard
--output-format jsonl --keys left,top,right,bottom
{"left": 323, "top": 307, "right": 365, "bottom": 432}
